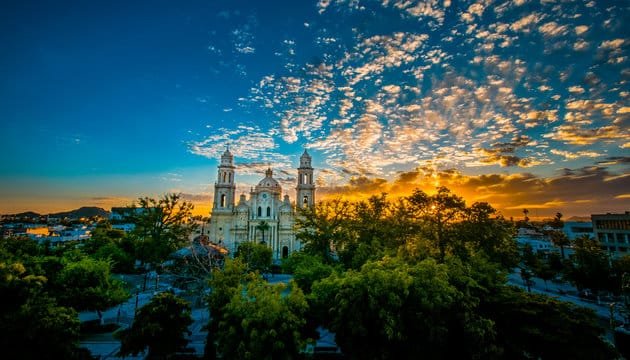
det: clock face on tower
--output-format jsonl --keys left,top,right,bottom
{"left": 262, "top": 193, "right": 267, "bottom": 199}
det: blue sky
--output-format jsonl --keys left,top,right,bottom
{"left": 0, "top": 0, "right": 628, "bottom": 217}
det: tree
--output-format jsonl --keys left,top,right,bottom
{"left": 93, "top": 242, "right": 135, "bottom": 273}
{"left": 55, "top": 257, "right": 129, "bottom": 323}
{"left": 519, "top": 244, "right": 539, "bottom": 292}
{"left": 406, "top": 187, "right": 466, "bottom": 261}
{"left": 481, "top": 286, "right": 618, "bottom": 359}
{"left": 282, "top": 252, "right": 336, "bottom": 293}
{"left": 205, "top": 259, "right": 250, "bottom": 359}
{"left": 235, "top": 242, "right": 272, "bottom": 273}
{"left": 0, "top": 261, "right": 85, "bottom": 360}
{"left": 295, "top": 198, "right": 354, "bottom": 263}
{"left": 565, "top": 235, "right": 611, "bottom": 293}
{"left": 455, "top": 201, "right": 518, "bottom": 269}
{"left": 523, "top": 208, "right": 529, "bottom": 223}
{"left": 130, "top": 193, "right": 197, "bottom": 267}
{"left": 311, "top": 256, "right": 496, "bottom": 359}
{"left": 255, "top": 221, "right": 270, "bottom": 244}
{"left": 216, "top": 278, "right": 309, "bottom": 360}
{"left": 534, "top": 253, "right": 557, "bottom": 290}
{"left": 118, "top": 291, "right": 193, "bottom": 359}
{"left": 83, "top": 223, "right": 135, "bottom": 273}
{"left": 547, "top": 212, "right": 570, "bottom": 259}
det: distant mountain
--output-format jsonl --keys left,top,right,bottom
{"left": 48, "top": 207, "right": 110, "bottom": 219}
{"left": 8, "top": 211, "right": 42, "bottom": 218}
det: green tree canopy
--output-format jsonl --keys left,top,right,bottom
{"left": 235, "top": 242, "right": 272, "bottom": 273}
{"left": 55, "top": 257, "right": 129, "bottom": 318}
{"left": 282, "top": 252, "right": 337, "bottom": 293}
{"left": 117, "top": 291, "right": 193, "bottom": 359}
{"left": 482, "top": 286, "right": 618, "bottom": 359}
{"left": 216, "top": 278, "right": 309, "bottom": 360}
{"left": 0, "top": 261, "right": 84, "bottom": 360}
{"left": 406, "top": 187, "right": 467, "bottom": 261}
{"left": 295, "top": 198, "right": 354, "bottom": 263}
{"left": 311, "top": 256, "right": 496, "bottom": 359}
{"left": 129, "top": 193, "right": 197, "bottom": 267}
{"left": 565, "top": 235, "right": 612, "bottom": 293}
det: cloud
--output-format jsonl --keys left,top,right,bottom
{"left": 545, "top": 124, "right": 626, "bottom": 145}
{"left": 320, "top": 165, "right": 630, "bottom": 218}
{"left": 510, "top": 13, "right": 541, "bottom": 32}
{"left": 538, "top": 22, "right": 568, "bottom": 37}
{"left": 574, "top": 25, "right": 589, "bottom": 35}
{"left": 550, "top": 149, "right": 602, "bottom": 160}
{"left": 188, "top": 125, "right": 292, "bottom": 175}
{"left": 600, "top": 39, "right": 625, "bottom": 50}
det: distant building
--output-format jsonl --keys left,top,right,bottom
{"left": 516, "top": 228, "right": 556, "bottom": 253}
{"left": 207, "top": 148, "right": 315, "bottom": 260}
{"left": 563, "top": 221, "right": 594, "bottom": 240}
{"left": 109, "top": 207, "right": 145, "bottom": 222}
{"left": 592, "top": 212, "right": 630, "bottom": 258}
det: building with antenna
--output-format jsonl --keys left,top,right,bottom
{"left": 207, "top": 148, "right": 315, "bottom": 260}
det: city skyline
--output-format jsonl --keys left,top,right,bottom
{"left": 1, "top": 0, "right": 628, "bottom": 218}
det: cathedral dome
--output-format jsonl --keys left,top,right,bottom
{"left": 256, "top": 168, "right": 282, "bottom": 193}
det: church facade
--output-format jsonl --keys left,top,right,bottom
{"left": 207, "top": 148, "right": 315, "bottom": 260}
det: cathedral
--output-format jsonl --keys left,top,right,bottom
{"left": 207, "top": 148, "right": 315, "bottom": 260}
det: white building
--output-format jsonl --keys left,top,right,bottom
{"left": 207, "top": 148, "right": 315, "bottom": 260}
{"left": 516, "top": 227, "right": 556, "bottom": 253}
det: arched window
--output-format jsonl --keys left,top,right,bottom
{"left": 309, "top": 174, "right": 313, "bottom": 183}
{"left": 303, "top": 195, "right": 308, "bottom": 206}
{"left": 282, "top": 246, "right": 289, "bottom": 259}
{"left": 266, "top": 207, "right": 271, "bottom": 217}
{"left": 228, "top": 173, "right": 231, "bottom": 182}
{"left": 220, "top": 194, "right": 226, "bottom": 207}
{"left": 257, "top": 207, "right": 262, "bottom": 217}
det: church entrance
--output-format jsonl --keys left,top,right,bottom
{"left": 282, "top": 246, "right": 289, "bottom": 259}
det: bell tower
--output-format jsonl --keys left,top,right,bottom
{"left": 213, "top": 147, "right": 236, "bottom": 212}
{"left": 296, "top": 149, "right": 315, "bottom": 209}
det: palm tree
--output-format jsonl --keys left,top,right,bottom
{"left": 256, "top": 221, "right": 270, "bottom": 245}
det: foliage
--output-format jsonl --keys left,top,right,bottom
{"left": 117, "top": 291, "right": 193, "bottom": 359}
{"left": 129, "top": 193, "right": 197, "bottom": 267}
{"left": 93, "top": 242, "right": 135, "bottom": 273}
{"left": 82, "top": 223, "right": 135, "bottom": 273}
{"left": 207, "top": 259, "right": 250, "bottom": 315}
{"left": 55, "top": 257, "right": 129, "bottom": 315}
{"left": 255, "top": 221, "right": 271, "bottom": 244}
{"left": 311, "top": 256, "right": 496, "bottom": 359}
{"left": 235, "top": 241, "right": 273, "bottom": 273}
{"left": 0, "top": 261, "right": 84, "bottom": 360}
{"left": 545, "top": 212, "right": 571, "bottom": 259}
{"left": 406, "top": 187, "right": 467, "bottom": 261}
{"left": 205, "top": 259, "right": 250, "bottom": 359}
{"left": 481, "top": 286, "right": 618, "bottom": 359}
{"left": 295, "top": 198, "right": 354, "bottom": 263}
{"left": 216, "top": 278, "right": 309, "bottom": 360}
{"left": 455, "top": 202, "right": 518, "bottom": 269}
{"left": 282, "top": 252, "right": 337, "bottom": 293}
{"left": 533, "top": 253, "right": 558, "bottom": 290}
{"left": 0, "top": 235, "right": 42, "bottom": 260}
{"left": 565, "top": 235, "right": 612, "bottom": 293}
